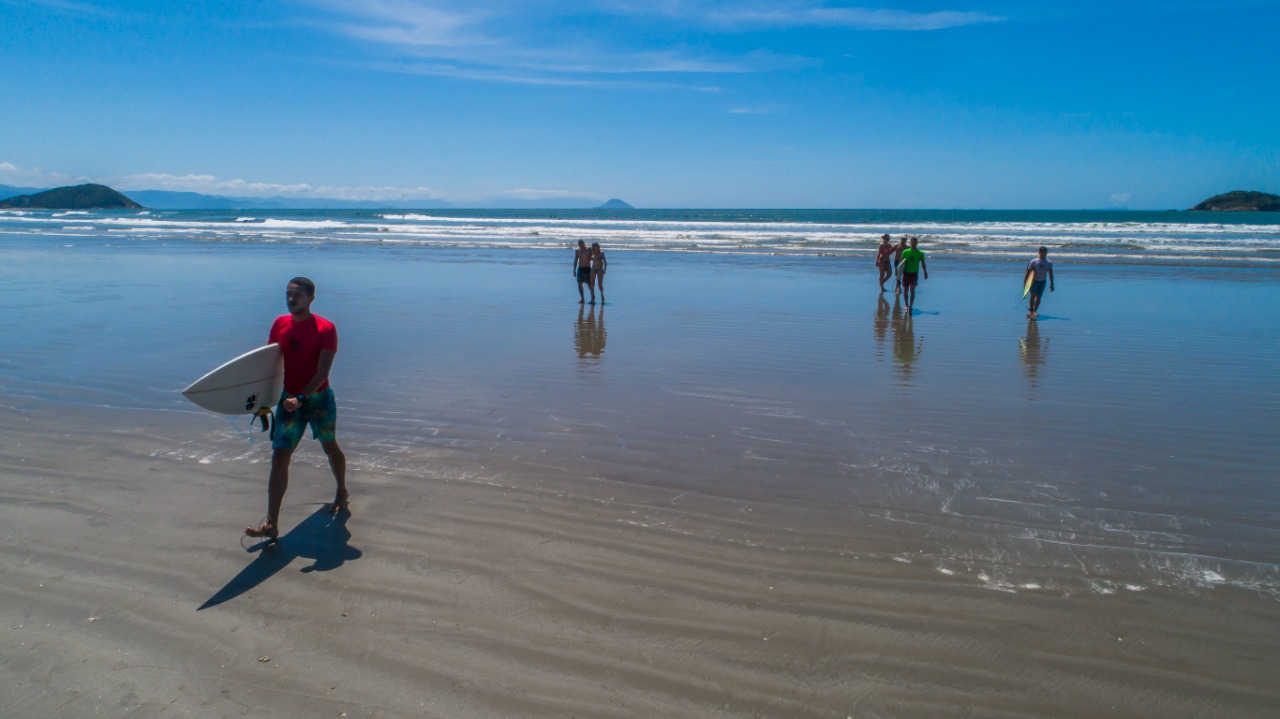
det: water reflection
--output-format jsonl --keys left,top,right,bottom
{"left": 873, "top": 295, "right": 890, "bottom": 358}
{"left": 574, "top": 303, "right": 606, "bottom": 364}
{"left": 1019, "top": 319, "right": 1049, "bottom": 386}
{"left": 891, "top": 298, "right": 922, "bottom": 383}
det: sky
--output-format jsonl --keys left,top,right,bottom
{"left": 1, "top": 0, "right": 1277, "bottom": 208}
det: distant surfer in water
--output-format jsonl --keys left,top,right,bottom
{"left": 591, "top": 242, "right": 607, "bottom": 304}
{"left": 875, "top": 234, "right": 894, "bottom": 292}
{"left": 1024, "top": 246, "right": 1055, "bottom": 320}
{"left": 897, "top": 236, "right": 928, "bottom": 311}
{"left": 246, "top": 277, "right": 348, "bottom": 540}
{"left": 573, "top": 240, "right": 595, "bottom": 304}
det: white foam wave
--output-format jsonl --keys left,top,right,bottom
{"left": 3, "top": 211, "right": 1278, "bottom": 263}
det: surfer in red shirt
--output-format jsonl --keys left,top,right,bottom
{"left": 245, "top": 277, "right": 348, "bottom": 540}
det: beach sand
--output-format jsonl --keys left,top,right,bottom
{"left": 1, "top": 240, "right": 1278, "bottom": 717}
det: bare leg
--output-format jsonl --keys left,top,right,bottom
{"left": 246, "top": 447, "right": 292, "bottom": 538}
{"left": 322, "top": 440, "right": 349, "bottom": 513}
{"left": 596, "top": 274, "right": 605, "bottom": 303}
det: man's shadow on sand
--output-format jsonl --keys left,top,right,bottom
{"left": 198, "top": 506, "right": 362, "bottom": 611}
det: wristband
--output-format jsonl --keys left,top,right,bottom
{"left": 295, "top": 394, "right": 306, "bottom": 404}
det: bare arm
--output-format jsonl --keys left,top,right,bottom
{"left": 302, "top": 349, "right": 336, "bottom": 396}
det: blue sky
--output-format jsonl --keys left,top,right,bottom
{"left": 1, "top": 0, "right": 1277, "bottom": 208}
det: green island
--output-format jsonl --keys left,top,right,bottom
{"left": 1190, "top": 190, "right": 1280, "bottom": 212}
{"left": 0, "top": 183, "right": 143, "bottom": 210}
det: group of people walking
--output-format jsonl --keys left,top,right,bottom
{"left": 875, "top": 234, "right": 1055, "bottom": 318}
{"left": 875, "top": 234, "right": 929, "bottom": 310}
{"left": 574, "top": 240, "right": 608, "bottom": 304}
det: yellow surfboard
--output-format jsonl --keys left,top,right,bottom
{"left": 1021, "top": 272, "right": 1035, "bottom": 300}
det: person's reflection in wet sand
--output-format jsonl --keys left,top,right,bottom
{"left": 874, "top": 294, "right": 890, "bottom": 359}
{"left": 1020, "top": 319, "right": 1049, "bottom": 387}
{"left": 574, "top": 303, "right": 606, "bottom": 364}
{"left": 890, "top": 297, "right": 922, "bottom": 383}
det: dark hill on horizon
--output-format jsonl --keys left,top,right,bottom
{"left": 595, "top": 198, "right": 635, "bottom": 210}
{"left": 0, "top": 183, "right": 142, "bottom": 210}
{"left": 1190, "top": 190, "right": 1280, "bottom": 212}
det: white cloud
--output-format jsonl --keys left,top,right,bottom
{"left": 110, "top": 172, "right": 448, "bottom": 201}
{"left": 0, "top": 163, "right": 445, "bottom": 201}
{"left": 1110, "top": 192, "right": 1132, "bottom": 204}
{"left": 605, "top": 1, "right": 1004, "bottom": 31}
{"left": 0, "top": 161, "right": 78, "bottom": 187}
{"left": 4, "top": 162, "right": 603, "bottom": 203}
{"left": 314, "top": 0, "right": 487, "bottom": 47}
{"left": 14, "top": 0, "right": 115, "bottom": 17}
{"left": 711, "top": 6, "right": 1003, "bottom": 31}
{"left": 299, "top": 0, "right": 855, "bottom": 85}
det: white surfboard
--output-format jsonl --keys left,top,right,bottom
{"left": 182, "top": 344, "right": 283, "bottom": 415}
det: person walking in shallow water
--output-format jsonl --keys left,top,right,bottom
{"left": 892, "top": 235, "right": 909, "bottom": 295}
{"left": 1023, "top": 245, "right": 1055, "bottom": 319}
{"left": 897, "top": 236, "right": 928, "bottom": 311}
{"left": 246, "top": 277, "right": 348, "bottom": 541}
{"left": 875, "top": 234, "right": 894, "bottom": 292}
{"left": 591, "top": 242, "right": 607, "bottom": 304}
{"left": 573, "top": 240, "right": 595, "bottom": 304}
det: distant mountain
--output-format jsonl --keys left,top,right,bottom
{"left": 125, "top": 190, "right": 241, "bottom": 210}
{"left": 1190, "top": 190, "right": 1280, "bottom": 212}
{"left": 0, "top": 184, "right": 49, "bottom": 201}
{"left": 126, "top": 189, "right": 452, "bottom": 210}
{"left": 0, "top": 183, "right": 142, "bottom": 210}
{"left": 595, "top": 198, "right": 635, "bottom": 210}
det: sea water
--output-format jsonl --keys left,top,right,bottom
{"left": 2, "top": 207, "right": 1278, "bottom": 264}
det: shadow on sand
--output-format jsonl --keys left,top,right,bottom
{"left": 198, "top": 506, "right": 361, "bottom": 610}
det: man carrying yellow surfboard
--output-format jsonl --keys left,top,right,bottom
{"left": 1023, "top": 246, "right": 1055, "bottom": 320}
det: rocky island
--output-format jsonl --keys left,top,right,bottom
{"left": 0, "top": 183, "right": 143, "bottom": 210}
{"left": 595, "top": 198, "right": 635, "bottom": 210}
{"left": 1190, "top": 190, "right": 1280, "bottom": 212}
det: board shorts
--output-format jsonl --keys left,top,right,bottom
{"left": 1030, "top": 279, "right": 1047, "bottom": 297}
{"left": 576, "top": 266, "right": 591, "bottom": 283}
{"left": 273, "top": 388, "right": 337, "bottom": 450}
{"left": 902, "top": 271, "right": 919, "bottom": 287}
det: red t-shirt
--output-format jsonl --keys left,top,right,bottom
{"left": 269, "top": 314, "right": 338, "bottom": 395}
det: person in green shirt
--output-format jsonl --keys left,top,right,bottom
{"left": 896, "top": 236, "right": 928, "bottom": 311}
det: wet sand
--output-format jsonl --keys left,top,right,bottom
{"left": 1, "top": 239, "right": 1278, "bottom": 716}
{"left": 2, "top": 404, "right": 1278, "bottom": 718}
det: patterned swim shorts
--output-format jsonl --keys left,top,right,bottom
{"left": 272, "top": 388, "right": 338, "bottom": 450}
